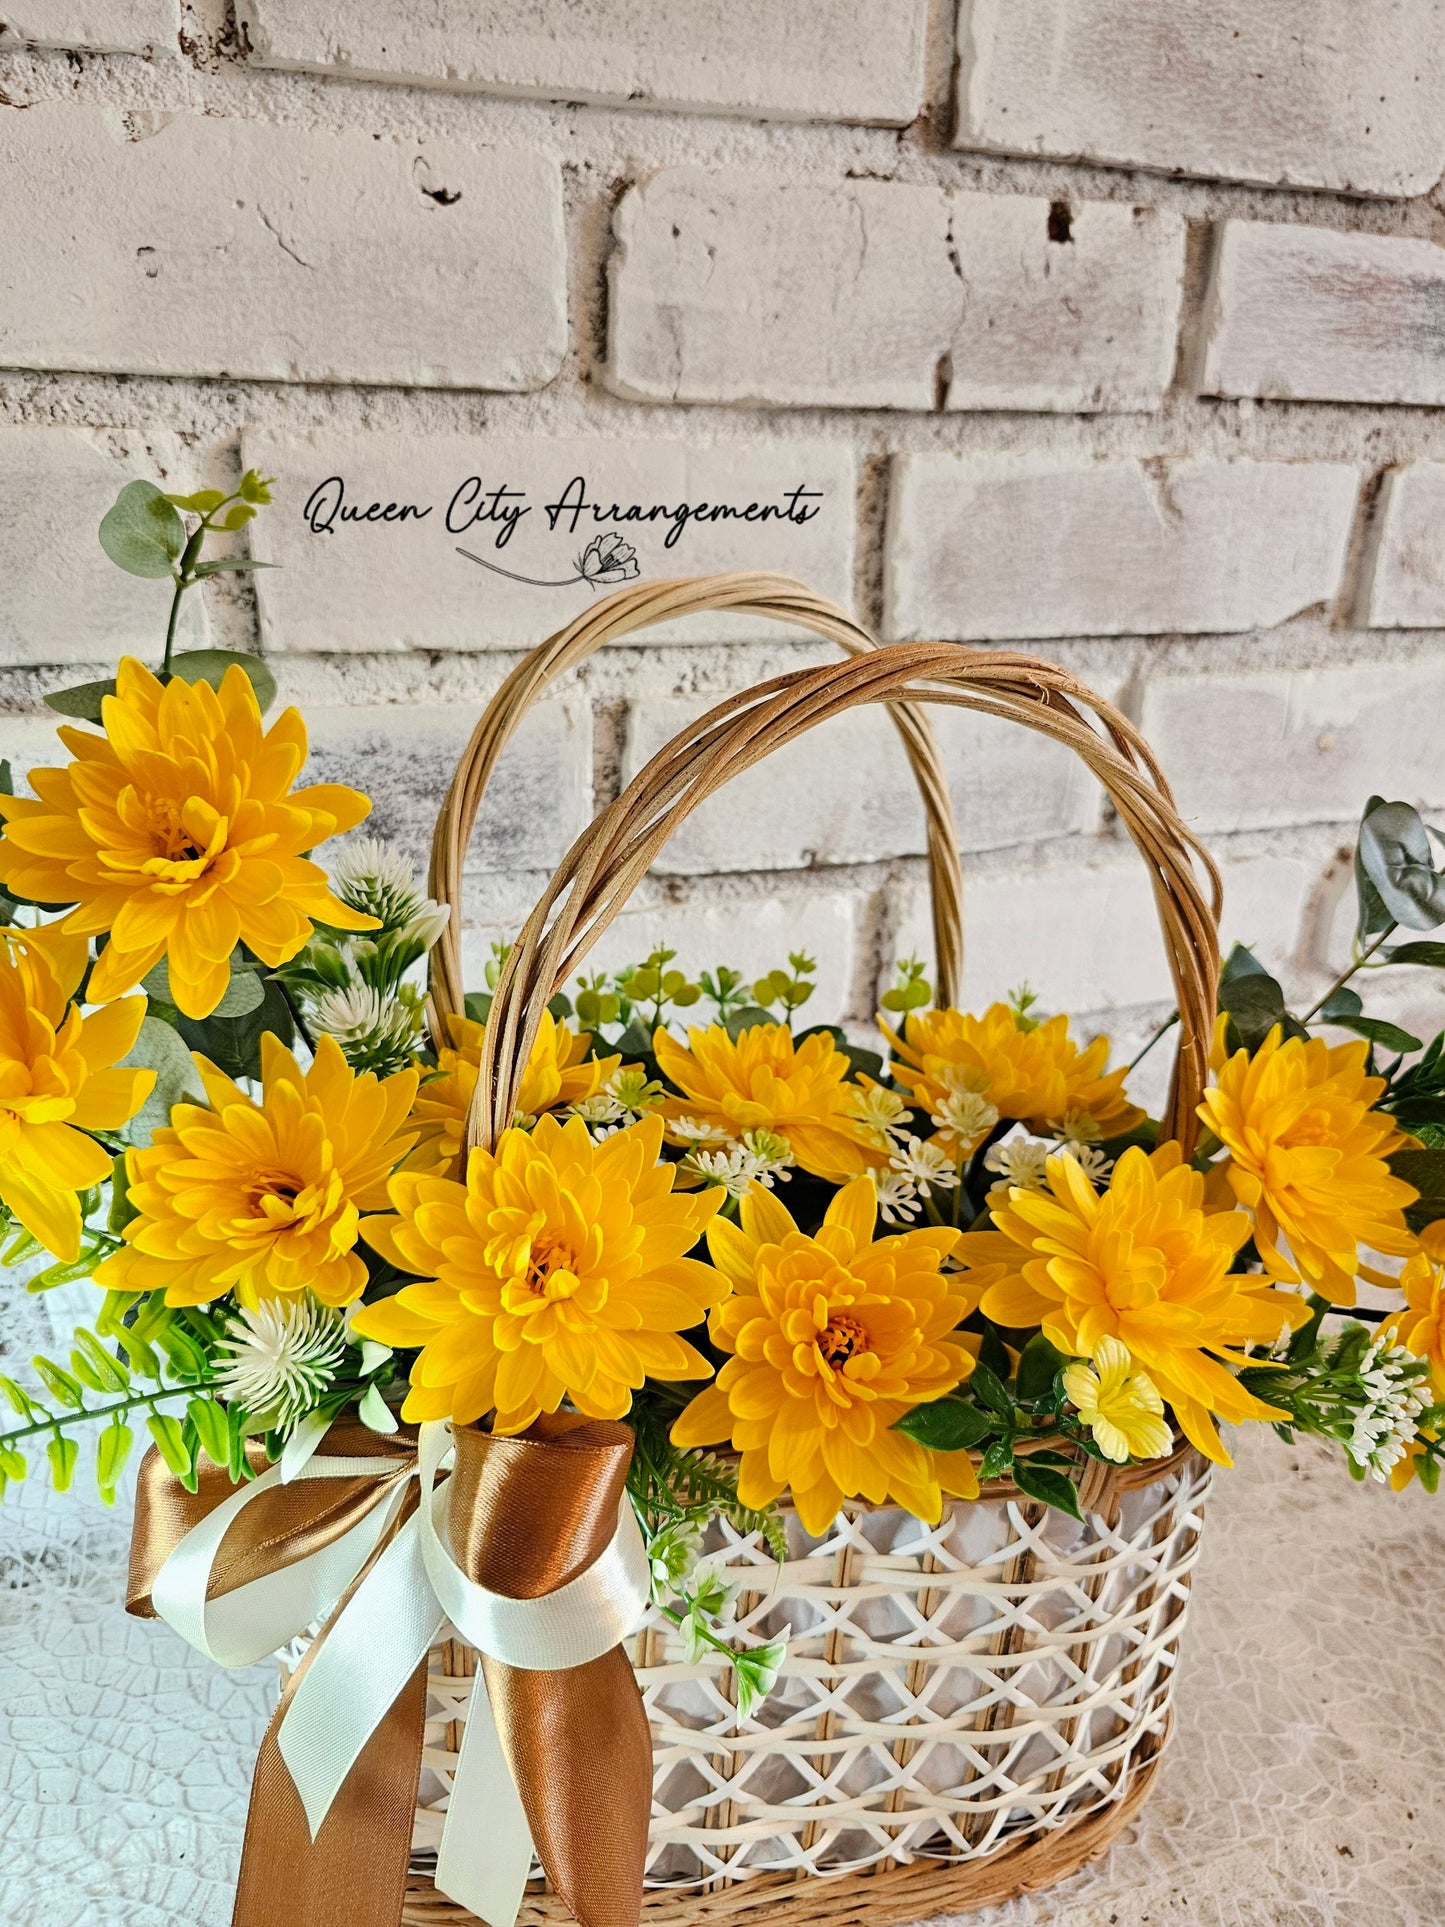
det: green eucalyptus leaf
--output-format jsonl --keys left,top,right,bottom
{"left": 1218, "top": 966, "right": 1305, "bottom": 1051}
{"left": 164, "top": 650, "right": 277, "bottom": 714}
{"left": 1318, "top": 987, "right": 1364, "bottom": 1021}
{"left": 190, "top": 557, "right": 278, "bottom": 578}
{"left": 174, "top": 976, "right": 293, "bottom": 1082}
{"left": 99, "top": 481, "right": 185, "bottom": 579}
{"left": 1354, "top": 794, "right": 1394, "bottom": 940}
{"left": 1331, "top": 1015, "right": 1423, "bottom": 1053}
{"left": 1359, "top": 799, "right": 1445, "bottom": 932}
{"left": 0, "top": 760, "right": 11, "bottom": 796}
{"left": 44, "top": 678, "right": 116, "bottom": 723}
{"left": 1012, "top": 1460, "right": 1084, "bottom": 1521}
{"left": 893, "top": 1397, "right": 995, "bottom": 1453}
{"left": 121, "top": 1015, "right": 205, "bottom": 1147}
{"left": 1219, "top": 942, "right": 1272, "bottom": 983}
{"left": 1386, "top": 941, "right": 1445, "bottom": 968}
{"left": 724, "top": 1006, "right": 776, "bottom": 1041}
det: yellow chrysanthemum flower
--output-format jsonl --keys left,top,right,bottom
{"left": 0, "top": 924, "right": 153, "bottom": 1260}
{"left": 882, "top": 1003, "right": 1141, "bottom": 1158}
{"left": 1200, "top": 1020, "right": 1417, "bottom": 1306}
{"left": 654, "top": 1022, "right": 879, "bottom": 1185}
{"left": 96, "top": 1033, "right": 417, "bottom": 1309}
{"left": 1060, "top": 1335, "right": 1174, "bottom": 1464}
{"left": 0, "top": 659, "right": 378, "bottom": 1020}
{"left": 354, "top": 1112, "right": 724, "bottom": 1431}
{"left": 670, "top": 1177, "right": 981, "bottom": 1534}
{"left": 1384, "top": 1250, "right": 1445, "bottom": 1399}
{"left": 966, "top": 1146, "right": 1305, "bottom": 1465}
{"left": 405, "top": 1010, "right": 619, "bottom": 1177}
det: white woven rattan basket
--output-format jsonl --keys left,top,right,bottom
{"left": 398, "top": 575, "right": 1223, "bottom": 1925}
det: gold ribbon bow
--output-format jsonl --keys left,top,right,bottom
{"left": 126, "top": 1414, "right": 653, "bottom": 1927}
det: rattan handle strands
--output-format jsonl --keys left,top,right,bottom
{"left": 425, "top": 573, "right": 965, "bottom": 1037}
{"left": 474, "top": 643, "right": 1223, "bottom": 1158}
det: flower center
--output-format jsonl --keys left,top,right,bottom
{"left": 148, "top": 795, "right": 203, "bottom": 864}
{"left": 524, "top": 1234, "right": 582, "bottom": 1300}
{"left": 819, "top": 1313, "right": 867, "bottom": 1368}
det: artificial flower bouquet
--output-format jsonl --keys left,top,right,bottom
{"left": 5, "top": 480, "right": 1445, "bottom": 1927}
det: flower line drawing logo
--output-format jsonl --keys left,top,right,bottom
{"left": 456, "top": 531, "right": 641, "bottom": 591}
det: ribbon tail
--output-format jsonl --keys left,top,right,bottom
{"left": 231, "top": 1644, "right": 429, "bottom": 1927}
{"left": 434, "top": 1664, "right": 536, "bottom": 1927}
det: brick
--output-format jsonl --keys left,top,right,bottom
{"left": 461, "top": 888, "right": 860, "bottom": 1019}
{"left": 623, "top": 696, "right": 1102, "bottom": 875}
{"left": 1138, "top": 664, "right": 1445, "bottom": 835}
{"left": 1201, "top": 222, "right": 1445, "bottom": 406}
{"left": 237, "top": 0, "right": 928, "bottom": 126}
{"left": 956, "top": 0, "right": 1445, "bottom": 198}
{"left": 0, "top": 105, "right": 564, "bottom": 391}
{"left": 0, "top": 427, "right": 206, "bottom": 668}
{"left": 608, "top": 171, "right": 1184, "bottom": 414}
{"left": 0, "top": 1, "right": 177, "bottom": 49}
{"left": 305, "top": 699, "right": 590, "bottom": 879}
{"left": 885, "top": 455, "right": 1358, "bottom": 642}
{"left": 241, "top": 427, "right": 855, "bottom": 652}
{"left": 1364, "top": 463, "right": 1445, "bottom": 626}
{"left": 891, "top": 849, "right": 1313, "bottom": 1014}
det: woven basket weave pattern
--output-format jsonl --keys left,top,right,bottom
{"left": 410, "top": 1450, "right": 1208, "bottom": 1903}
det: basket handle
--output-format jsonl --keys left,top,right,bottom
{"left": 472, "top": 641, "right": 1222, "bottom": 1158}
{"left": 426, "top": 573, "right": 964, "bottom": 1035}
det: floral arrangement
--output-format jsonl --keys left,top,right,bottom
{"left": 4, "top": 477, "right": 1445, "bottom": 1712}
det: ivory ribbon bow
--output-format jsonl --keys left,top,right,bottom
{"left": 126, "top": 1413, "right": 654, "bottom": 1927}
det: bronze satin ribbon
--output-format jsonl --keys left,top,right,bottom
{"left": 126, "top": 1414, "right": 652, "bottom": 1927}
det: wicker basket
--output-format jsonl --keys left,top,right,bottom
{"left": 402, "top": 574, "right": 1222, "bottom": 1926}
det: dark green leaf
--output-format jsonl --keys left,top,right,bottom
{"left": 175, "top": 976, "right": 293, "bottom": 1083}
{"left": 0, "top": 760, "right": 11, "bottom": 796}
{"left": 1219, "top": 942, "right": 1271, "bottom": 983}
{"left": 463, "top": 991, "right": 493, "bottom": 1024}
{"left": 967, "top": 1361, "right": 1014, "bottom": 1418}
{"left": 1355, "top": 794, "right": 1393, "bottom": 940}
{"left": 1016, "top": 1333, "right": 1069, "bottom": 1408}
{"left": 976, "top": 1324, "right": 1012, "bottom": 1380}
{"left": 1331, "top": 1015, "right": 1423, "bottom": 1053}
{"left": 546, "top": 991, "right": 573, "bottom": 1021}
{"left": 99, "top": 480, "right": 185, "bottom": 579}
{"left": 1359, "top": 798, "right": 1445, "bottom": 932}
{"left": 1218, "top": 967, "right": 1305, "bottom": 1051}
{"left": 978, "top": 1437, "right": 1015, "bottom": 1482}
{"left": 1012, "top": 1460, "right": 1084, "bottom": 1521}
{"left": 165, "top": 650, "right": 277, "bottom": 714}
{"left": 724, "top": 1006, "right": 775, "bottom": 1041}
{"left": 894, "top": 1397, "right": 995, "bottom": 1453}
{"left": 1318, "top": 987, "right": 1363, "bottom": 1021}
{"left": 1390, "top": 1149, "right": 1445, "bottom": 1230}
{"left": 44, "top": 677, "right": 117, "bottom": 723}
{"left": 1386, "top": 941, "right": 1445, "bottom": 969}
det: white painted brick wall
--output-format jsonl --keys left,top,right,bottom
{"left": 956, "top": 0, "right": 1445, "bottom": 197}
{"left": 1138, "top": 664, "right": 1445, "bottom": 835}
{"left": 0, "top": 106, "right": 565, "bottom": 390}
{"left": 0, "top": 1, "right": 176, "bottom": 50}
{"left": 885, "top": 455, "right": 1359, "bottom": 641}
{"left": 0, "top": 426, "right": 205, "bottom": 667}
{"left": 1201, "top": 222, "right": 1445, "bottom": 406}
{"left": 891, "top": 849, "right": 1316, "bottom": 1015}
{"left": 622, "top": 695, "right": 1103, "bottom": 874}
{"left": 608, "top": 171, "right": 1184, "bottom": 413}
{"left": 305, "top": 700, "right": 591, "bottom": 877}
{"left": 1363, "top": 463, "right": 1445, "bottom": 626}
{"left": 237, "top": 0, "right": 928, "bottom": 126}
{"left": 240, "top": 428, "right": 856, "bottom": 652}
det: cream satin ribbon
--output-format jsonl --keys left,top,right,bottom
{"left": 149, "top": 1418, "right": 652, "bottom": 1927}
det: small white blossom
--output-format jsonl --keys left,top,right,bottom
{"left": 668, "top": 1115, "right": 732, "bottom": 1147}
{"left": 332, "top": 837, "right": 443, "bottom": 935}
{"left": 213, "top": 1297, "right": 347, "bottom": 1432}
{"left": 1060, "top": 1143, "right": 1113, "bottom": 1183}
{"left": 1347, "top": 1339, "right": 1432, "bottom": 1483}
{"left": 569, "top": 1091, "right": 626, "bottom": 1138}
{"left": 607, "top": 1067, "right": 666, "bottom": 1118}
{"left": 312, "top": 981, "right": 424, "bottom": 1069}
{"left": 890, "top": 1135, "right": 958, "bottom": 1191}
{"left": 870, "top": 1167, "right": 921, "bottom": 1225}
{"left": 847, "top": 1083, "right": 911, "bottom": 1151}
{"left": 933, "top": 1061, "right": 992, "bottom": 1098}
{"left": 684, "top": 1130, "right": 794, "bottom": 1199}
{"left": 1055, "top": 1109, "right": 1103, "bottom": 1146}
{"left": 984, "top": 1135, "right": 1051, "bottom": 1191}
{"left": 930, "top": 1090, "right": 1000, "bottom": 1146}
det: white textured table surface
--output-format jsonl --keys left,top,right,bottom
{"left": 3, "top": 1287, "right": 1440, "bottom": 1926}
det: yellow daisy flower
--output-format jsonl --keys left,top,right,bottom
{"left": 96, "top": 1033, "right": 417, "bottom": 1309}
{"left": 670, "top": 1177, "right": 981, "bottom": 1535}
{"left": 405, "top": 1009, "right": 619, "bottom": 1177}
{"left": 882, "top": 1003, "right": 1141, "bottom": 1159}
{"left": 0, "top": 924, "right": 152, "bottom": 1259}
{"left": 354, "top": 1112, "right": 724, "bottom": 1431}
{"left": 0, "top": 659, "right": 378, "bottom": 1019}
{"left": 1384, "top": 1250, "right": 1445, "bottom": 1399}
{"left": 654, "top": 1021, "right": 879, "bottom": 1185}
{"left": 1200, "top": 1019, "right": 1417, "bottom": 1306}
{"left": 1061, "top": 1335, "right": 1174, "bottom": 1464}
{"left": 966, "top": 1146, "right": 1305, "bottom": 1465}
